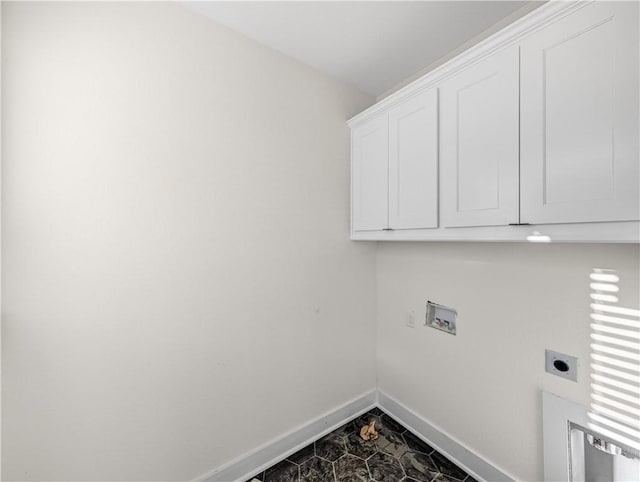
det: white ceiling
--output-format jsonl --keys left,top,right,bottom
{"left": 182, "top": 1, "right": 536, "bottom": 97}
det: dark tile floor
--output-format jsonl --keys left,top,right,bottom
{"left": 245, "top": 408, "right": 478, "bottom": 482}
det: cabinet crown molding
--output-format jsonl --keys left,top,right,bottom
{"left": 348, "top": 1, "right": 588, "bottom": 127}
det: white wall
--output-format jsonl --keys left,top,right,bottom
{"left": 376, "top": 242, "right": 640, "bottom": 481}
{"left": 0, "top": 3, "right": 3, "bottom": 478}
{"left": 1, "top": 2, "right": 375, "bottom": 480}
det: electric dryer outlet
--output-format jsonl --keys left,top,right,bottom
{"left": 545, "top": 349, "right": 578, "bottom": 382}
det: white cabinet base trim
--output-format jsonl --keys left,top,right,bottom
{"left": 351, "top": 221, "right": 640, "bottom": 243}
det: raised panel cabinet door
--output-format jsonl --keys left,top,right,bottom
{"left": 520, "top": 1, "right": 639, "bottom": 224}
{"left": 388, "top": 89, "right": 439, "bottom": 230}
{"left": 351, "top": 115, "right": 389, "bottom": 232}
{"left": 440, "top": 45, "right": 520, "bottom": 228}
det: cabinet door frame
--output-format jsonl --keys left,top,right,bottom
{"left": 520, "top": 1, "right": 640, "bottom": 224}
{"left": 440, "top": 45, "right": 521, "bottom": 228}
{"left": 388, "top": 88, "right": 439, "bottom": 230}
{"left": 351, "top": 115, "right": 389, "bottom": 232}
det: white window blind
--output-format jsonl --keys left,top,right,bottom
{"left": 588, "top": 269, "right": 640, "bottom": 453}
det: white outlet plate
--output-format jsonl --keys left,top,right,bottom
{"left": 406, "top": 310, "right": 416, "bottom": 328}
{"left": 545, "top": 349, "right": 578, "bottom": 382}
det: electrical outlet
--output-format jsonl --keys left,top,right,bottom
{"left": 406, "top": 310, "right": 416, "bottom": 328}
{"left": 545, "top": 349, "right": 578, "bottom": 382}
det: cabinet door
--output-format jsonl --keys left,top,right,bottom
{"left": 352, "top": 116, "right": 389, "bottom": 232}
{"left": 388, "top": 89, "right": 439, "bottom": 230}
{"left": 440, "top": 46, "right": 520, "bottom": 227}
{"left": 520, "top": 1, "right": 639, "bottom": 224}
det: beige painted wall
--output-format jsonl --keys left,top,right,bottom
{"left": 1, "top": 2, "right": 375, "bottom": 480}
{"left": 376, "top": 242, "right": 640, "bottom": 480}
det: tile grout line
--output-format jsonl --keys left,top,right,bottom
{"left": 249, "top": 407, "right": 472, "bottom": 482}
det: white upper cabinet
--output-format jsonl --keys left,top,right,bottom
{"left": 349, "top": 2, "right": 639, "bottom": 242}
{"left": 352, "top": 116, "right": 389, "bottom": 232}
{"left": 520, "top": 1, "right": 640, "bottom": 224}
{"left": 388, "top": 89, "right": 439, "bottom": 230}
{"left": 440, "top": 46, "right": 520, "bottom": 227}
{"left": 352, "top": 88, "right": 439, "bottom": 233}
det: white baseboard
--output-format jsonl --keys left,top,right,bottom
{"left": 195, "top": 390, "right": 377, "bottom": 482}
{"left": 196, "top": 389, "right": 513, "bottom": 482}
{"left": 377, "top": 390, "right": 515, "bottom": 482}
